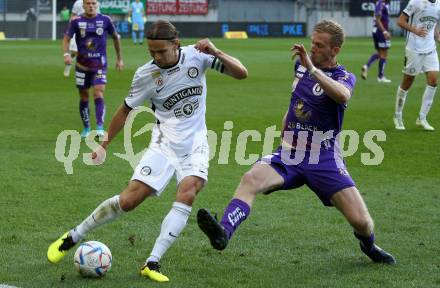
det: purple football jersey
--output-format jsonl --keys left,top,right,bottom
{"left": 66, "top": 14, "right": 116, "bottom": 71}
{"left": 373, "top": 0, "right": 390, "bottom": 31}
{"left": 282, "top": 61, "right": 356, "bottom": 152}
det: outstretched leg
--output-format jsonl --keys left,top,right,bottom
{"left": 197, "top": 163, "right": 284, "bottom": 250}
{"left": 331, "top": 187, "right": 396, "bottom": 265}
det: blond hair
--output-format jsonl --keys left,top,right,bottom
{"left": 313, "top": 20, "right": 345, "bottom": 48}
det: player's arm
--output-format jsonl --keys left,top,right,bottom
{"left": 92, "top": 104, "right": 130, "bottom": 161}
{"left": 397, "top": 12, "right": 427, "bottom": 37}
{"left": 111, "top": 32, "right": 124, "bottom": 71}
{"left": 195, "top": 38, "right": 248, "bottom": 80}
{"left": 375, "top": 14, "right": 390, "bottom": 39}
{"left": 62, "top": 33, "right": 72, "bottom": 65}
{"left": 100, "top": 104, "right": 131, "bottom": 150}
{"left": 291, "top": 44, "right": 350, "bottom": 104}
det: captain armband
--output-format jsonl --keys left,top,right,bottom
{"left": 211, "top": 57, "right": 225, "bottom": 73}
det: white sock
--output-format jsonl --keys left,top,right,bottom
{"left": 395, "top": 86, "right": 408, "bottom": 118}
{"left": 70, "top": 195, "right": 125, "bottom": 243}
{"left": 419, "top": 85, "right": 437, "bottom": 120}
{"left": 147, "top": 202, "right": 192, "bottom": 263}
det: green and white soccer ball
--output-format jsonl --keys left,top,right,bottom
{"left": 74, "top": 241, "right": 112, "bottom": 278}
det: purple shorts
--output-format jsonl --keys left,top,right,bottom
{"left": 75, "top": 67, "right": 107, "bottom": 89}
{"left": 260, "top": 147, "right": 355, "bottom": 206}
{"left": 373, "top": 31, "right": 391, "bottom": 50}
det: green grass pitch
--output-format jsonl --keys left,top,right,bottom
{"left": 0, "top": 37, "right": 439, "bottom": 287}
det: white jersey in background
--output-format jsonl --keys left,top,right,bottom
{"left": 71, "top": 0, "right": 101, "bottom": 16}
{"left": 403, "top": 0, "right": 440, "bottom": 53}
{"left": 125, "top": 45, "right": 221, "bottom": 156}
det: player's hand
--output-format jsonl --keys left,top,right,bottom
{"left": 195, "top": 38, "right": 220, "bottom": 56}
{"left": 383, "top": 31, "right": 391, "bottom": 40}
{"left": 291, "top": 44, "right": 313, "bottom": 71}
{"left": 116, "top": 59, "right": 124, "bottom": 71}
{"left": 414, "top": 26, "right": 428, "bottom": 37}
{"left": 91, "top": 144, "right": 107, "bottom": 165}
{"left": 64, "top": 54, "right": 72, "bottom": 65}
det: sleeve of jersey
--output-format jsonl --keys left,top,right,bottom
{"left": 403, "top": 0, "right": 417, "bottom": 16}
{"left": 65, "top": 20, "right": 76, "bottom": 38}
{"left": 72, "top": 2, "right": 82, "bottom": 15}
{"left": 374, "top": 3, "right": 382, "bottom": 17}
{"left": 106, "top": 16, "right": 116, "bottom": 35}
{"left": 124, "top": 70, "right": 151, "bottom": 109}
{"left": 335, "top": 71, "right": 356, "bottom": 94}
{"left": 209, "top": 56, "right": 225, "bottom": 74}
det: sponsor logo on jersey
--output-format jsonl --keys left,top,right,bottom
{"left": 188, "top": 67, "right": 199, "bottom": 78}
{"left": 96, "top": 20, "right": 104, "bottom": 27}
{"left": 312, "top": 83, "right": 324, "bottom": 96}
{"left": 163, "top": 86, "right": 203, "bottom": 110}
{"left": 140, "top": 166, "right": 151, "bottom": 176}
{"left": 294, "top": 99, "right": 312, "bottom": 121}
{"left": 155, "top": 77, "right": 163, "bottom": 87}
{"left": 96, "top": 27, "right": 104, "bottom": 36}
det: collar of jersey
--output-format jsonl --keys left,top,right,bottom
{"left": 153, "top": 48, "right": 182, "bottom": 70}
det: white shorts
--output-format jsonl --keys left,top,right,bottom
{"left": 69, "top": 36, "right": 78, "bottom": 52}
{"left": 403, "top": 48, "right": 439, "bottom": 75}
{"left": 131, "top": 144, "right": 209, "bottom": 196}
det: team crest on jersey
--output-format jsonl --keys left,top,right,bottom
{"left": 174, "top": 99, "right": 199, "bottom": 118}
{"left": 96, "top": 27, "right": 104, "bottom": 36}
{"left": 312, "top": 83, "right": 324, "bottom": 96}
{"left": 188, "top": 67, "right": 199, "bottom": 78}
{"left": 140, "top": 166, "right": 152, "bottom": 176}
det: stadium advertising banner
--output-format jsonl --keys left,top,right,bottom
{"left": 100, "top": 0, "right": 147, "bottom": 14}
{"left": 147, "top": 0, "right": 208, "bottom": 15}
{"left": 349, "top": 0, "right": 409, "bottom": 16}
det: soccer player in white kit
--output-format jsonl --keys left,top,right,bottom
{"left": 48, "top": 20, "right": 248, "bottom": 282}
{"left": 394, "top": 0, "right": 440, "bottom": 131}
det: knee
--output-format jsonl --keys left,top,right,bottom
{"left": 119, "top": 194, "right": 137, "bottom": 212}
{"left": 350, "top": 213, "right": 374, "bottom": 235}
{"left": 428, "top": 80, "right": 437, "bottom": 87}
{"left": 177, "top": 179, "right": 205, "bottom": 204}
{"left": 240, "top": 170, "right": 263, "bottom": 194}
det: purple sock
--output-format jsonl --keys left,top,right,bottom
{"left": 378, "top": 58, "right": 386, "bottom": 78}
{"left": 354, "top": 232, "right": 375, "bottom": 250}
{"left": 366, "top": 53, "right": 379, "bottom": 68}
{"left": 79, "top": 100, "right": 90, "bottom": 128}
{"left": 94, "top": 98, "right": 105, "bottom": 127}
{"left": 220, "top": 198, "right": 251, "bottom": 239}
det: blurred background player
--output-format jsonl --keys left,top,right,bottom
{"left": 63, "top": 0, "right": 101, "bottom": 77}
{"left": 128, "top": 0, "right": 146, "bottom": 45}
{"left": 60, "top": 5, "right": 70, "bottom": 22}
{"left": 48, "top": 20, "right": 247, "bottom": 282}
{"left": 393, "top": 0, "right": 440, "bottom": 131}
{"left": 197, "top": 20, "right": 396, "bottom": 266}
{"left": 361, "top": 0, "right": 391, "bottom": 83}
{"left": 62, "top": 0, "right": 123, "bottom": 138}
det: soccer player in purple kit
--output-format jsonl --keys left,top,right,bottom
{"left": 361, "top": 0, "right": 392, "bottom": 83}
{"left": 63, "top": 0, "right": 124, "bottom": 139}
{"left": 197, "top": 20, "right": 396, "bottom": 265}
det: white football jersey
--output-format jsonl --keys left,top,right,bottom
{"left": 403, "top": 0, "right": 440, "bottom": 53}
{"left": 125, "top": 45, "right": 223, "bottom": 156}
{"left": 72, "top": 0, "right": 101, "bottom": 16}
